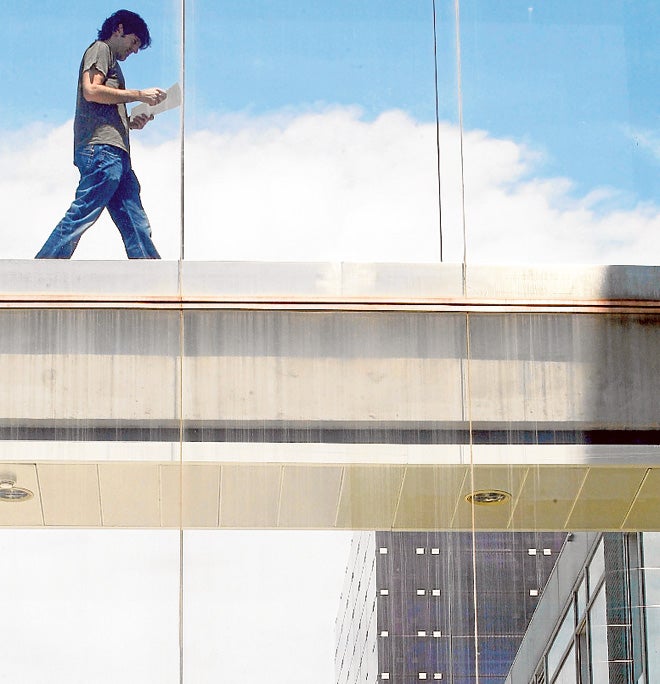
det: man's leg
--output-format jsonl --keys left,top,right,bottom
{"left": 35, "top": 145, "right": 124, "bottom": 259}
{"left": 107, "top": 161, "right": 161, "bottom": 259}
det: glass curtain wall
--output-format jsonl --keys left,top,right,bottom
{"left": 0, "top": 1, "right": 658, "bottom": 683}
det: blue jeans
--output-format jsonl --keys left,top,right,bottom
{"left": 35, "top": 144, "right": 160, "bottom": 259}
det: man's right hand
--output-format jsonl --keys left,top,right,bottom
{"left": 139, "top": 88, "right": 167, "bottom": 106}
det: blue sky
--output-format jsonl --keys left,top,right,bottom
{"left": 2, "top": 0, "right": 657, "bottom": 206}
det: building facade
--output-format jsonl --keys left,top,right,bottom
{"left": 336, "top": 531, "right": 566, "bottom": 683}
{"left": 507, "top": 532, "right": 660, "bottom": 684}
{"left": 338, "top": 532, "right": 660, "bottom": 684}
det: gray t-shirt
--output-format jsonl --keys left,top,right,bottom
{"left": 73, "top": 41, "right": 130, "bottom": 154}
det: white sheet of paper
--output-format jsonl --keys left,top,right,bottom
{"left": 130, "top": 83, "right": 181, "bottom": 121}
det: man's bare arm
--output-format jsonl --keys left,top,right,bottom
{"left": 82, "top": 68, "right": 166, "bottom": 106}
{"left": 129, "top": 113, "right": 153, "bottom": 130}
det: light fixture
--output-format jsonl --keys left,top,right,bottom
{"left": 0, "top": 479, "right": 34, "bottom": 502}
{"left": 465, "top": 489, "right": 511, "bottom": 505}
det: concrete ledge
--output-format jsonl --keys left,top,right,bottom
{"left": 0, "top": 261, "right": 658, "bottom": 307}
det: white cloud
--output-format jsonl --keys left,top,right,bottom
{"left": 2, "top": 107, "right": 659, "bottom": 264}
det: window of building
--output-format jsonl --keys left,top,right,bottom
{"left": 530, "top": 534, "right": 651, "bottom": 684}
{"left": 641, "top": 534, "right": 660, "bottom": 682}
{"left": 576, "top": 577, "right": 587, "bottom": 622}
{"left": 589, "top": 584, "right": 608, "bottom": 683}
{"left": 587, "top": 539, "right": 605, "bottom": 593}
{"left": 547, "top": 605, "right": 575, "bottom": 681}
{"left": 553, "top": 644, "right": 577, "bottom": 684}
{"left": 577, "top": 623, "right": 589, "bottom": 684}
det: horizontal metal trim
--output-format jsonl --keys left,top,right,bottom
{"left": 0, "top": 299, "right": 657, "bottom": 315}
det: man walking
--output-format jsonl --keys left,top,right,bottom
{"left": 36, "top": 10, "right": 167, "bottom": 259}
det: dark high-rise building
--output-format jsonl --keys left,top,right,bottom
{"left": 336, "top": 531, "right": 565, "bottom": 683}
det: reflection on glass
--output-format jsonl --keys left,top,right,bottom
{"left": 458, "top": 2, "right": 659, "bottom": 265}
{"left": 184, "top": 1, "right": 451, "bottom": 262}
{"left": 589, "top": 584, "right": 608, "bottom": 682}
{"left": 577, "top": 624, "right": 589, "bottom": 684}
{"left": 643, "top": 531, "right": 660, "bottom": 568}
{"left": 647, "top": 606, "right": 660, "bottom": 683}
{"left": 554, "top": 645, "right": 577, "bottom": 684}
{"left": 547, "top": 606, "right": 575, "bottom": 681}
{"left": 643, "top": 533, "right": 660, "bottom": 682}
{"left": 588, "top": 539, "right": 605, "bottom": 593}
{"left": 576, "top": 576, "right": 587, "bottom": 621}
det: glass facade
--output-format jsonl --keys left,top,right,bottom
{"left": 506, "top": 533, "right": 660, "bottom": 684}
{"left": 0, "top": 2, "right": 658, "bottom": 683}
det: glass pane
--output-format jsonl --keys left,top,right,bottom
{"left": 0, "top": 281, "right": 183, "bottom": 677}
{"left": 184, "top": 531, "right": 351, "bottom": 681}
{"left": 458, "top": 1, "right": 659, "bottom": 265}
{"left": 547, "top": 607, "right": 575, "bottom": 680}
{"left": 1, "top": 3, "right": 182, "bottom": 260}
{"left": 178, "top": 267, "right": 473, "bottom": 679}
{"left": 0, "top": 529, "right": 180, "bottom": 682}
{"left": 643, "top": 531, "right": 660, "bottom": 567}
{"left": 643, "top": 534, "right": 660, "bottom": 683}
{"left": 646, "top": 607, "right": 660, "bottom": 683}
{"left": 554, "top": 645, "right": 577, "bottom": 684}
{"left": 576, "top": 577, "right": 587, "bottom": 621}
{"left": 588, "top": 540, "right": 606, "bottom": 593}
{"left": 171, "top": 261, "right": 658, "bottom": 683}
{"left": 184, "top": 1, "right": 455, "bottom": 261}
{"left": 589, "top": 584, "right": 608, "bottom": 682}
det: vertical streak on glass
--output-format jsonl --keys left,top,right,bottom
{"left": 178, "top": 4, "right": 186, "bottom": 674}
{"left": 465, "top": 311, "right": 480, "bottom": 683}
{"left": 453, "top": 0, "right": 468, "bottom": 280}
{"left": 180, "top": 0, "right": 186, "bottom": 261}
{"left": 432, "top": 0, "right": 444, "bottom": 262}
{"left": 179, "top": 308, "right": 185, "bottom": 684}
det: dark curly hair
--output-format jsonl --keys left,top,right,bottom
{"left": 97, "top": 10, "right": 151, "bottom": 49}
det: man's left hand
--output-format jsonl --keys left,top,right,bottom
{"left": 129, "top": 113, "right": 154, "bottom": 130}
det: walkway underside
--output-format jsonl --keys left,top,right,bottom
{"left": 1, "top": 459, "right": 659, "bottom": 530}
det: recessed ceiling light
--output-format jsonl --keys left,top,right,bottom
{"left": 465, "top": 490, "right": 511, "bottom": 505}
{"left": 0, "top": 479, "right": 34, "bottom": 502}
